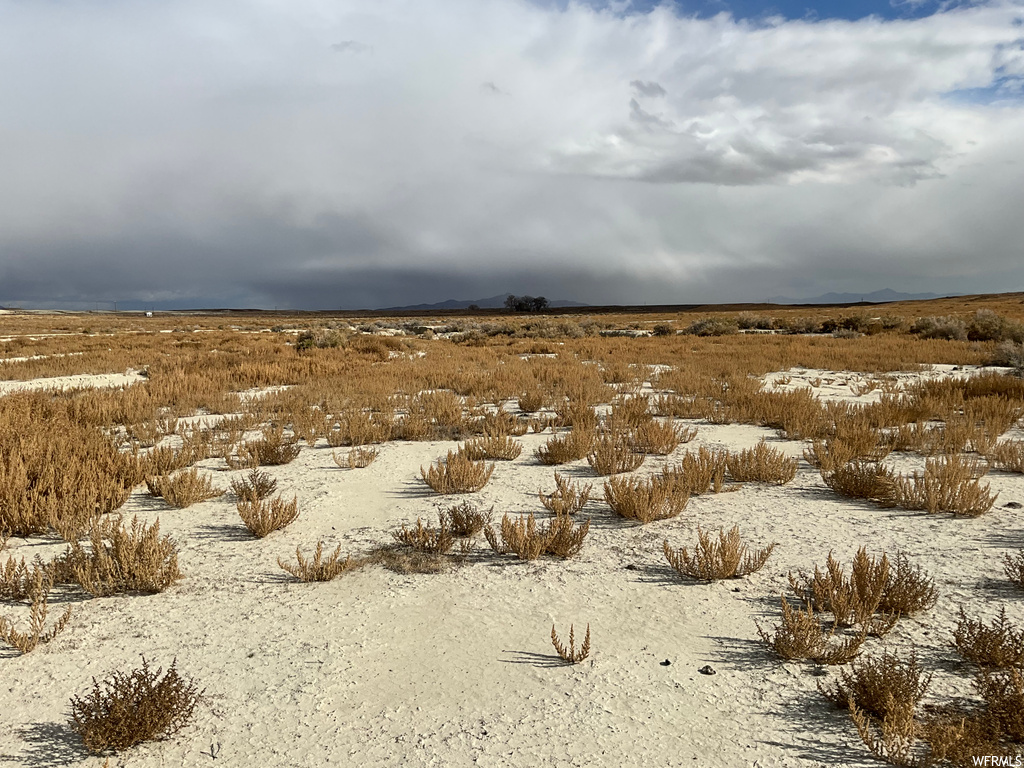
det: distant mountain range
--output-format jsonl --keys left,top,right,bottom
{"left": 766, "top": 289, "right": 951, "bottom": 305}
{"left": 377, "top": 294, "right": 589, "bottom": 311}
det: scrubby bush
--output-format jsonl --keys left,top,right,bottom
{"left": 910, "top": 315, "right": 968, "bottom": 341}
{"left": 685, "top": 317, "right": 738, "bottom": 336}
{"left": 663, "top": 526, "right": 775, "bottom": 581}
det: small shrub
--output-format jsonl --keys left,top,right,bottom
{"left": 992, "top": 340, "right": 1024, "bottom": 374}
{"left": 685, "top": 317, "right": 738, "bottom": 336}
{"left": 462, "top": 434, "right": 523, "bottom": 461}
{"left": 392, "top": 518, "right": 455, "bottom": 554}
{"left": 953, "top": 606, "right": 1024, "bottom": 668}
{"left": 334, "top": 446, "right": 379, "bottom": 468}
{"left": 1005, "top": 550, "right": 1024, "bottom": 590}
{"left": 629, "top": 420, "right": 696, "bottom": 455}
{"left": 0, "top": 568, "right": 71, "bottom": 654}
{"left": 229, "top": 468, "right": 277, "bottom": 503}
{"left": 663, "top": 526, "right": 775, "bottom": 581}
{"left": 587, "top": 432, "right": 646, "bottom": 476}
{"left": 149, "top": 468, "right": 224, "bottom": 509}
{"left": 660, "top": 447, "right": 730, "bottom": 496}
{"left": 603, "top": 475, "right": 689, "bottom": 524}
{"left": 894, "top": 455, "right": 998, "bottom": 516}
{"left": 476, "top": 410, "right": 528, "bottom": 438}
{"left": 878, "top": 553, "right": 938, "bottom": 617}
{"left": 68, "top": 517, "right": 181, "bottom": 597}
{"left": 789, "top": 548, "right": 895, "bottom": 634}
{"left": 976, "top": 667, "right": 1024, "bottom": 742}
{"left": 551, "top": 623, "right": 591, "bottom": 664}
{"left": 517, "top": 390, "right": 548, "bottom": 413}
{"left": 439, "top": 501, "right": 491, "bottom": 537}
{"left": 484, "top": 513, "right": 590, "bottom": 560}
{"left": 539, "top": 472, "right": 592, "bottom": 516}
{"left": 235, "top": 425, "right": 301, "bottom": 467}
{"left": 237, "top": 495, "right": 299, "bottom": 538}
{"left": 420, "top": 450, "right": 495, "bottom": 494}
{"left": 988, "top": 441, "right": 1024, "bottom": 473}
{"left": 0, "top": 555, "right": 44, "bottom": 602}
{"left": 70, "top": 658, "right": 203, "bottom": 754}
{"left": 757, "top": 595, "right": 866, "bottom": 664}
{"left": 535, "top": 428, "right": 596, "bottom": 465}
{"left": 278, "top": 541, "right": 359, "bottom": 582}
{"left": 911, "top": 315, "right": 968, "bottom": 341}
{"left": 821, "top": 460, "right": 899, "bottom": 505}
{"left": 820, "top": 649, "right": 931, "bottom": 720}
{"left": 726, "top": 441, "right": 797, "bottom": 484}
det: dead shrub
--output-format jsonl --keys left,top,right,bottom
{"left": 894, "top": 455, "right": 998, "bottom": 516}
{"left": 230, "top": 469, "right": 278, "bottom": 503}
{"left": 0, "top": 568, "right": 72, "bottom": 654}
{"left": 149, "top": 468, "right": 224, "bottom": 509}
{"left": 0, "top": 555, "right": 45, "bottom": 602}
{"left": 333, "top": 446, "right": 379, "bottom": 468}
{"left": 484, "top": 513, "right": 590, "bottom": 560}
{"left": 420, "top": 450, "right": 495, "bottom": 494}
{"left": 587, "top": 432, "right": 646, "bottom": 476}
{"left": 757, "top": 595, "right": 867, "bottom": 664}
{"left": 726, "top": 441, "right": 797, "bottom": 484}
{"left": 821, "top": 460, "right": 899, "bottom": 506}
{"left": 820, "top": 649, "right": 931, "bottom": 720}
{"left": 70, "top": 658, "right": 203, "bottom": 754}
{"left": 629, "top": 420, "right": 696, "bottom": 455}
{"left": 68, "top": 517, "right": 181, "bottom": 597}
{"left": 234, "top": 425, "right": 301, "bottom": 467}
{"left": 439, "top": 501, "right": 491, "bottom": 537}
{"left": 517, "top": 390, "right": 548, "bottom": 413}
{"left": 328, "top": 409, "right": 392, "bottom": 447}
{"left": 237, "top": 494, "right": 299, "bottom": 538}
{"left": 278, "top": 541, "right": 359, "bottom": 582}
{"left": 603, "top": 474, "right": 689, "bottom": 524}
{"left": 789, "top": 548, "right": 896, "bottom": 635}
{"left": 988, "top": 440, "right": 1024, "bottom": 473}
{"left": 539, "top": 472, "right": 592, "bottom": 516}
{"left": 476, "top": 410, "right": 528, "bottom": 438}
{"left": 661, "top": 446, "right": 729, "bottom": 496}
{"left": 976, "top": 667, "right": 1024, "bottom": 742}
{"left": 462, "top": 434, "right": 523, "bottom": 461}
{"left": 663, "top": 526, "right": 775, "bottom": 581}
{"left": 953, "top": 606, "right": 1024, "bottom": 668}
{"left": 877, "top": 553, "right": 938, "bottom": 617}
{"left": 551, "top": 623, "right": 591, "bottom": 664}
{"left": 392, "top": 518, "right": 455, "bottom": 554}
{"left": 1004, "top": 551, "right": 1024, "bottom": 590}
{"left": 535, "top": 428, "right": 596, "bottom": 465}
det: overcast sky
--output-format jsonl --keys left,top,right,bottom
{"left": 1, "top": 0, "right": 1022, "bottom": 309}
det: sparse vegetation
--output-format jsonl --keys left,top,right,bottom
{"left": 539, "top": 472, "right": 592, "bottom": 516}
{"left": 725, "top": 441, "right": 797, "bottom": 484}
{"left": 484, "top": 513, "right": 590, "bottom": 560}
{"left": 230, "top": 468, "right": 278, "bottom": 503}
{"left": 587, "top": 432, "right": 645, "bottom": 476}
{"left": 420, "top": 450, "right": 495, "bottom": 494}
{"left": 278, "top": 541, "right": 360, "bottom": 582}
{"left": 551, "top": 622, "right": 591, "bottom": 663}
{"left": 603, "top": 474, "right": 689, "bottom": 524}
{"left": 70, "top": 658, "right": 204, "bottom": 754}
{"left": 148, "top": 468, "right": 224, "bottom": 508}
{"left": 757, "top": 595, "right": 866, "bottom": 664}
{"left": 67, "top": 517, "right": 181, "bottom": 597}
{"left": 237, "top": 494, "right": 299, "bottom": 538}
{"left": 663, "top": 526, "right": 775, "bottom": 581}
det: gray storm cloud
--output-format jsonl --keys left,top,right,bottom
{"left": 0, "top": 0, "right": 1023, "bottom": 308}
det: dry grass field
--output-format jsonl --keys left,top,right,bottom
{"left": 3, "top": 294, "right": 1024, "bottom": 766}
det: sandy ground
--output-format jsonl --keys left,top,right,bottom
{"left": 0, "top": 370, "right": 145, "bottom": 396}
{"left": 2, "top": 367, "right": 1023, "bottom": 767}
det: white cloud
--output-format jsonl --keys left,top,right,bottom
{"left": 0, "top": 0, "right": 1022, "bottom": 306}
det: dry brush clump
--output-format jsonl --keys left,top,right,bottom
{"left": 484, "top": 513, "right": 590, "bottom": 560}
{"left": 0, "top": 567, "right": 72, "bottom": 654}
{"left": 539, "top": 472, "right": 592, "bottom": 516}
{"left": 147, "top": 468, "right": 224, "bottom": 508}
{"left": 604, "top": 474, "right": 689, "bottom": 524}
{"left": 629, "top": 419, "right": 696, "bottom": 455}
{"left": 551, "top": 623, "right": 591, "bottom": 664}
{"left": 462, "top": 434, "right": 523, "bottom": 461}
{"left": 229, "top": 468, "right": 278, "bottom": 502}
{"left": 392, "top": 518, "right": 455, "bottom": 555}
{"left": 1004, "top": 551, "right": 1024, "bottom": 590}
{"left": 821, "top": 460, "right": 900, "bottom": 506}
{"left": 439, "top": 501, "right": 491, "bottom": 537}
{"left": 663, "top": 526, "right": 775, "bottom": 581}
{"left": 420, "top": 450, "right": 495, "bottom": 494}
{"left": 953, "top": 607, "right": 1024, "bottom": 668}
{"left": 894, "top": 455, "right": 998, "bottom": 516}
{"left": 536, "top": 427, "right": 596, "bottom": 465}
{"left": 237, "top": 494, "right": 299, "bottom": 538}
{"left": 278, "top": 541, "right": 360, "bottom": 582}
{"left": 757, "top": 596, "right": 867, "bottom": 665}
{"left": 660, "top": 446, "right": 729, "bottom": 496}
{"left": 988, "top": 440, "right": 1024, "bottom": 473}
{"left": 231, "top": 425, "right": 301, "bottom": 467}
{"left": 70, "top": 658, "right": 203, "bottom": 754}
{"left": 66, "top": 517, "right": 181, "bottom": 597}
{"left": 820, "top": 649, "right": 932, "bottom": 721}
{"left": 587, "top": 432, "right": 646, "bottom": 476}
{"left": 726, "top": 441, "right": 797, "bottom": 484}
{"left": 333, "top": 446, "right": 379, "bottom": 468}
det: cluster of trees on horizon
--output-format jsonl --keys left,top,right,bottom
{"left": 502, "top": 295, "right": 548, "bottom": 312}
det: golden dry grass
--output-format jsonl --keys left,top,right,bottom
{"left": 663, "top": 526, "right": 775, "bottom": 581}
{"left": 148, "top": 468, "right": 224, "bottom": 509}
{"left": 603, "top": 475, "right": 689, "bottom": 523}
{"left": 586, "top": 432, "right": 646, "bottom": 476}
{"left": 725, "top": 441, "right": 797, "bottom": 484}
{"left": 229, "top": 469, "right": 278, "bottom": 503}
{"left": 757, "top": 595, "right": 866, "bottom": 665}
{"left": 0, "top": 567, "right": 72, "bottom": 654}
{"left": 333, "top": 446, "right": 379, "bottom": 469}
{"left": 278, "top": 541, "right": 360, "bottom": 582}
{"left": 420, "top": 450, "right": 495, "bottom": 494}
{"left": 535, "top": 428, "right": 596, "bottom": 465}
{"left": 551, "top": 623, "right": 591, "bottom": 664}
{"left": 462, "top": 434, "right": 523, "bottom": 461}
{"left": 538, "top": 472, "right": 592, "bottom": 517}
{"left": 237, "top": 495, "right": 299, "bottom": 538}
{"left": 894, "top": 454, "right": 998, "bottom": 516}
{"left": 484, "top": 513, "right": 590, "bottom": 560}
{"left": 66, "top": 517, "right": 181, "bottom": 597}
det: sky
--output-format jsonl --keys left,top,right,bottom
{"left": 1, "top": 0, "right": 1023, "bottom": 310}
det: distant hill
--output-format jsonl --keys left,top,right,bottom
{"left": 767, "top": 289, "right": 950, "bottom": 305}
{"left": 378, "top": 294, "right": 589, "bottom": 311}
